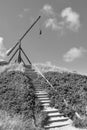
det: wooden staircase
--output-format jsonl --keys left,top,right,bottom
{"left": 34, "top": 80, "right": 72, "bottom": 130}
{"left": 24, "top": 66, "right": 72, "bottom": 129}
{"left": 24, "top": 66, "right": 38, "bottom": 79}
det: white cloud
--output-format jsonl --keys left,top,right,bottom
{"left": 42, "top": 4, "right": 55, "bottom": 16}
{"left": 0, "top": 37, "right": 12, "bottom": 60}
{"left": 63, "top": 47, "right": 86, "bottom": 62}
{"left": 61, "top": 7, "right": 80, "bottom": 31}
{"left": 0, "top": 37, "right": 7, "bottom": 58}
{"left": 45, "top": 18, "right": 63, "bottom": 31}
{"left": 42, "top": 5, "right": 80, "bottom": 33}
{"left": 18, "top": 14, "right": 23, "bottom": 18}
{"left": 18, "top": 8, "right": 30, "bottom": 19}
{"left": 42, "top": 4, "right": 81, "bottom": 33}
{"left": 24, "top": 8, "right": 30, "bottom": 12}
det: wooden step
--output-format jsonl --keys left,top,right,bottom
{"left": 36, "top": 93, "right": 48, "bottom": 96}
{"left": 40, "top": 100, "right": 50, "bottom": 103}
{"left": 37, "top": 96, "right": 48, "bottom": 98}
{"left": 42, "top": 103, "right": 49, "bottom": 106}
{"left": 39, "top": 97, "right": 49, "bottom": 100}
{"left": 44, "top": 119, "right": 72, "bottom": 129}
{"left": 44, "top": 110, "right": 59, "bottom": 113}
{"left": 36, "top": 91, "right": 47, "bottom": 93}
{"left": 44, "top": 107, "right": 58, "bottom": 112}
{"left": 37, "top": 96, "right": 49, "bottom": 99}
{"left": 49, "top": 117, "right": 69, "bottom": 122}
{"left": 35, "top": 92, "right": 48, "bottom": 96}
{"left": 44, "top": 124, "right": 70, "bottom": 129}
{"left": 48, "top": 112, "right": 64, "bottom": 117}
{"left": 37, "top": 94, "right": 48, "bottom": 97}
{"left": 48, "top": 119, "right": 69, "bottom": 124}
{"left": 34, "top": 79, "right": 72, "bottom": 130}
{"left": 37, "top": 93, "right": 48, "bottom": 95}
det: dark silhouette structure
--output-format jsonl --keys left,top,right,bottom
{"left": 7, "top": 16, "right": 41, "bottom": 65}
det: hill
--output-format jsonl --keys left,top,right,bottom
{"left": 0, "top": 63, "right": 47, "bottom": 130}
{"left": 0, "top": 62, "right": 87, "bottom": 129}
{"left": 36, "top": 70, "right": 87, "bottom": 129}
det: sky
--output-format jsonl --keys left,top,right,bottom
{"left": 0, "top": 0, "right": 87, "bottom": 74}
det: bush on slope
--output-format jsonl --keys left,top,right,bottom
{"left": 37, "top": 71, "right": 87, "bottom": 128}
{"left": 0, "top": 71, "right": 47, "bottom": 130}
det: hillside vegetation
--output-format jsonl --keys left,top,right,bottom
{"left": 0, "top": 62, "right": 87, "bottom": 129}
{"left": 37, "top": 71, "right": 87, "bottom": 129}
{"left": 0, "top": 66, "right": 47, "bottom": 130}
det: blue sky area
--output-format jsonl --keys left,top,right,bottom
{"left": 0, "top": 0, "right": 87, "bottom": 74}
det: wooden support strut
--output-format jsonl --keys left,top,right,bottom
{"left": 21, "top": 58, "right": 26, "bottom": 65}
{"left": 20, "top": 47, "right": 32, "bottom": 65}
{"left": 18, "top": 42, "right": 22, "bottom": 63}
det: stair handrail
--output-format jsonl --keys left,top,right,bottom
{"left": 33, "top": 64, "right": 82, "bottom": 120}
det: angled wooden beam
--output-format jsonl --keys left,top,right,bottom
{"left": 20, "top": 16, "right": 41, "bottom": 41}
{"left": 7, "top": 16, "right": 41, "bottom": 56}
{"left": 7, "top": 41, "right": 19, "bottom": 56}
{"left": 9, "top": 48, "right": 19, "bottom": 63}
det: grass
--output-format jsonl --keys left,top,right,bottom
{"left": 0, "top": 66, "right": 47, "bottom": 130}
{"left": 0, "top": 110, "right": 42, "bottom": 130}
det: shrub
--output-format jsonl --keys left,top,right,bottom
{"left": 36, "top": 71, "right": 87, "bottom": 128}
{"left": 0, "top": 71, "right": 47, "bottom": 130}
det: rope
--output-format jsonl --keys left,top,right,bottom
{"left": 33, "top": 64, "right": 54, "bottom": 89}
{"left": 33, "top": 64, "right": 82, "bottom": 119}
